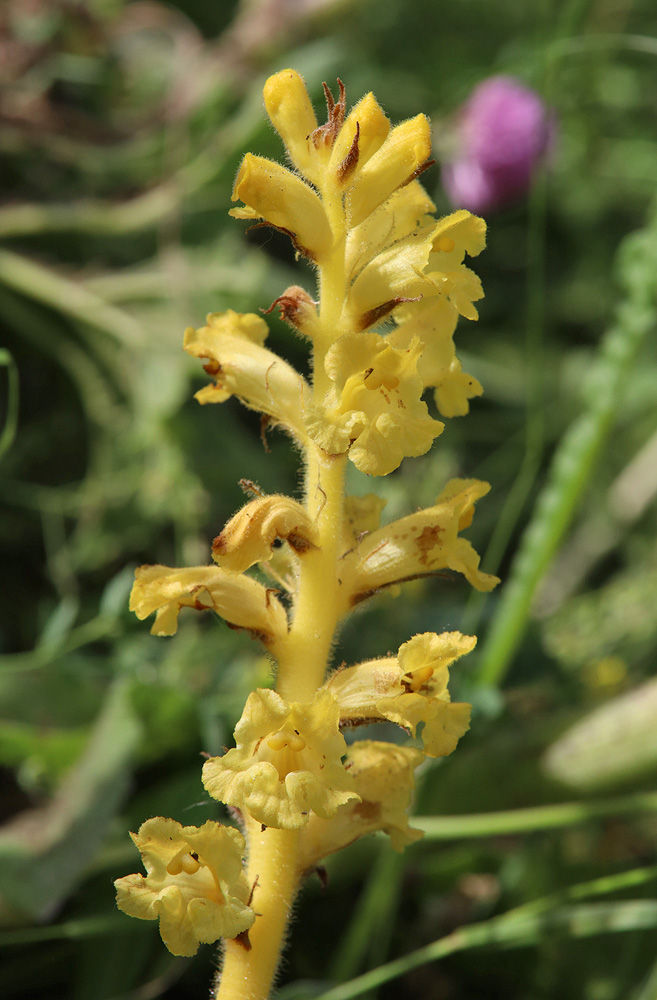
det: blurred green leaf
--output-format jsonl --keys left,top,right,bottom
{"left": 543, "top": 677, "right": 657, "bottom": 790}
{"left": 0, "top": 349, "right": 19, "bottom": 461}
{"left": 0, "top": 680, "right": 141, "bottom": 922}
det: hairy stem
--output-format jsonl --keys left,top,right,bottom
{"left": 216, "top": 822, "right": 301, "bottom": 1000}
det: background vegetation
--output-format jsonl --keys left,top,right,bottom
{"left": 1, "top": 1, "right": 657, "bottom": 998}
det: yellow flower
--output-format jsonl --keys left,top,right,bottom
{"left": 340, "top": 478, "right": 499, "bottom": 605}
{"left": 263, "top": 68, "right": 422, "bottom": 209}
{"left": 327, "top": 632, "right": 473, "bottom": 758}
{"left": 115, "top": 818, "right": 254, "bottom": 956}
{"left": 345, "top": 209, "right": 485, "bottom": 332}
{"left": 387, "top": 297, "right": 483, "bottom": 417}
{"left": 298, "top": 741, "right": 424, "bottom": 870}
{"left": 344, "top": 181, "right": 436, "bottom": 284}
{"left": 202, "top": 689, "right": 358, "bottom": 830}
{"left": 212, "top": 495, "right": 319, "bottom": 574}
{"left": 183, "top": 310, "right": 311, "bottom": 445}
{"left": 346, "top": 226, "right": 437, "bottom": 331}
{"left": 129, "top": 564, "right": 288, "bottom": 646}
{"left": 307, "top": 332, "right": 443, "bottom": 475}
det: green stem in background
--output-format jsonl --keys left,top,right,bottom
{"left": 478, "top": 124, "right": 548, "bottom": 581}
{"left": 475, "top": 207, "right": 657, "bottom": 687}
{"left": 463, "top": 0, "right": 595, "bottom": 639}
{"left": 0, "top": 110, "right": 239, "bottom": 242}
{"left": 0, "top": 613, "right": 120, "bottom": 674}
{"left": 329, "top": 846, "right": 405, "bottom": 985}
{"left": 633, "top": 955, "right": 657, "bottom": 1000}
{"left": 313, "top": 866, "right": 657, "bottom": 1000}
{"left": 415, "top": 789, "right": 657, "bottom": 840}
{"left": 463, "top": 166, "right": 547, "bottom": 642}
{"left": 0, "top": 348, "right": 19, "bottom": 462}
{"left": 0, "top": 249, "right": 143, "bottom": 347}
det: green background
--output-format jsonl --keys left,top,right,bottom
{"left": 1, "top": 0, "right": 657, "bottom": 997}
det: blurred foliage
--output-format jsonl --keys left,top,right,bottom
{"left": 1, "top": 0, "right": 657, "bottom": 998}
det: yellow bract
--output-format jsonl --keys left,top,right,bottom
{"left": 328, "top": 92, "right": 390, "bottom": 184}
{"left": 129, "top": 564, "right": 288, "bottom": 646}
{"left": 346, "top": 114, "right": 432, "bottom": 226}
{"left": 263, "top": 69, "right": 319, "bottom": 180}
{"left": 202, "top": 689, "right": 358, "bottom": 830}
{"left": 326, "top": 632, "right": 474, "bottom": 757}
{"left": 114, "top": 818, "right": 254, "bottom": 956}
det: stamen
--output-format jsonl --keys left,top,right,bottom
{"left": 404, "top": 665, "right": 435, "bottom": 691}
{"left": 364, "top": 368, "right": 400, "bottom": 392}
{"left": 267, "top": 730, "right": 307, "bottom": 752}
{"left": 167, "top": 849, "right": 202, "bottom": 876}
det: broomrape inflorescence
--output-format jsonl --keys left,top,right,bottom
{"left": 116, "top": 69, "right": 499, "bottom": 1000}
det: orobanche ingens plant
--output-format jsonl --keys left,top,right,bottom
{"left": 115, "top": 70, "right": 499, "bottom": 999}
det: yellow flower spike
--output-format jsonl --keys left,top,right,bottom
{"left": 202, "top": 688, "right": 358, "bottom": 830}
{"left": 114, "top": 818, "right": 254, "bottom": 957}
{"left": 340, "top": 478, "right": 500, "bottom": 605}
{"left": 307, "top": 332, "right": 443, "bottom": 476}
{"left": 263, "top": 69, "right": 319, "bottom": 180}
{"left": 298, "top": 741, "right": 424, "bottom": 870}
{"left": 212, "top": 495, "right": 319, "bottom": 574}
{"left": 183, "top": 310, "right": 311, "bottom": 445}
{"left": 123, "top": 71, "right": 494, "bottom": 1000}
{"left": 326, "top": 632, "right": 474, "bottom": 757}
{"left": 230, "top": 153, "right": 333, "bottom": 263}
{"left": 346, "top": 113, "right": 432, "bottom": 227}
{"left": 129, "top": 564, "right": 288, "bottom": 646}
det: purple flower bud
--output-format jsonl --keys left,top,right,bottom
{"left": 441, "top": 76, "right": 555, "bottom": 213}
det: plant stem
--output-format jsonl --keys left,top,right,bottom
{"left": 216, "top": 821, "right": 301, "bottom": 1000}
{"left": 216, "top": 166, "right": 351, "bottom": 1000}
{"left": 277, "top": 448, "right": 347, "bottom": 702}
{"left": 414, "top": 789, "right": 657, "bottom": 839}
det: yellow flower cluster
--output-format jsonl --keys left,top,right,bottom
{"left": 116, "top": 70, "right": 497, "bottom": 982}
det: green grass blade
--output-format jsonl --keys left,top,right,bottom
{"left": 314, "top": 896, "right": 657, "bottom": 1000}
{"left": 415, "top": 789, "right": 657, "bottom": 839}
{"left": 0, "top": 349, "right": 19, "bottom": 462}
{"left": 476, "top": 206, "right": 657, "bottom": 687}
